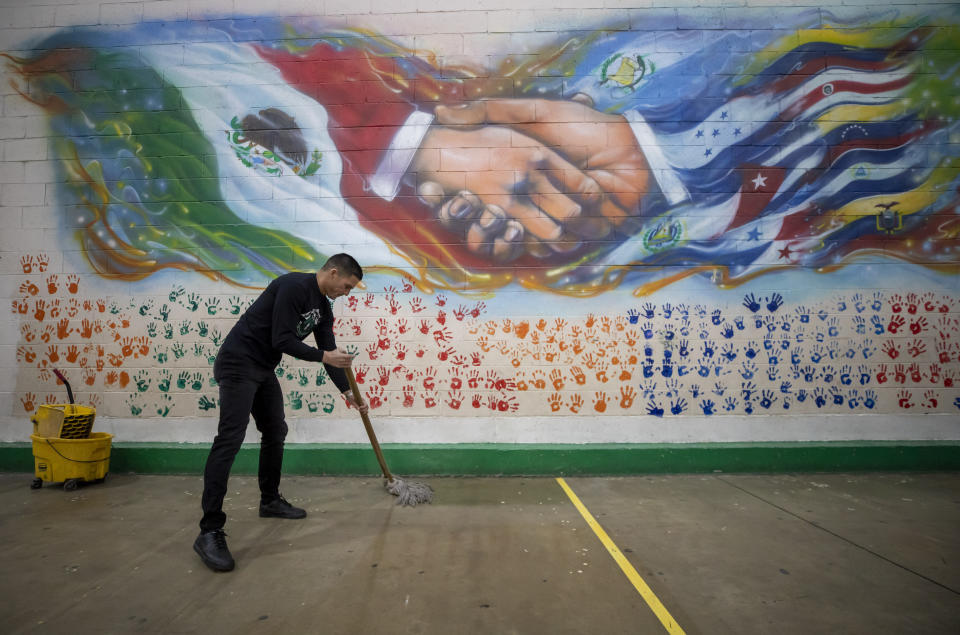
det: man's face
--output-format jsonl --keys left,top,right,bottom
{"left": 324, "top": 269, "right": 360, "bottom": 299}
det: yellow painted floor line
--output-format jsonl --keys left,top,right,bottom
{"left": 556, "top": 477, "right": 686, "bottom": 635}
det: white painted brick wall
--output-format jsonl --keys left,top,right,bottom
{"left": 0, "top": 0, "right": 957, "bottom": 443}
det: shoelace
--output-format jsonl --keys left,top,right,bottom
{"left": 210, "top": 529, "right": 229, "bottom": 549}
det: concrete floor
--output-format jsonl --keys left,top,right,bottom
{"left": 1, "top": 472, "right": 958, "bottom": 635}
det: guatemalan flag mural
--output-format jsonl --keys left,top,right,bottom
{"left": 6, "top": 10, "right": 960, "bottom": 297}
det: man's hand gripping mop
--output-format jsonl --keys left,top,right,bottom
{"left": 346, "top": 368, "right": 433, "bottom": 506}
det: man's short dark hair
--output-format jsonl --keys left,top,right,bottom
{"left": 321, "top": 253, "right": 363, "bottom": 280}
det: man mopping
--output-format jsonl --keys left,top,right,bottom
{"left": 193, "top": 253, "right": 368, "bottom": 572}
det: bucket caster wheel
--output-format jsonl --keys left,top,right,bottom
{"left": 63, "top": 479, "right": 79, "bottom": 492}
{"left": 31, "top": 478, "right": 42, "bottom": 490}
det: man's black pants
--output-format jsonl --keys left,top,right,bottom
{"left": 200, "top": 351, "right": 287, "bottom": 532}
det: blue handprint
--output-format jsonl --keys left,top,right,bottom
{"left": 701, "top": 399, "right": 716, "bottom": 415}
{"left": 627, "top": 308, "right": 641, "bottom": 324}
{"left": 670, "top": 398, "right": 688, "bottom": 415}
{"left": 766, "top": 293, "right": 784, "bottom": 312}
{"left": 712, "top": 309, "right": 724, "bottom": 325}
{"left": 742, "top": 294, "right": 761, "bottom": 313}
{"left": 760, "top": 390, "right": 776, "bottom": 409}
{"left": 721, "top": 323, "right": 735, "bottom": 339}
{"left": 864, "top": 389, "right": 877, "bottom": 409}
{"left": 642, "top": 302, "right": 656, "bottom": 319}
{"left": 702, "top": 340, "right": 715, "bottom": 358}
{"left": 646, "top": 399, "right": 665, "bottom": 417}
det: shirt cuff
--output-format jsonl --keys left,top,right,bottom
{"left": 370, "top": 110, "right": 435, "bottom": 201}
{"left": 623, "top": 110, "right": 689, "bottom": 206}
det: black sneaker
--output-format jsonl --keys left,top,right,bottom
{"left": 193, "top": 529, "right": 235, "bottom": 572}
{"left": 259, "top": 494, "right": 307, "bottom": 519}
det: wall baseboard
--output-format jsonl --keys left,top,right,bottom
{"left": 2, "top": 441, "right": 959, "bottom": 476}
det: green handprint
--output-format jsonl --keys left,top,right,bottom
{"left": 109, "top": 302, "right": 121, "bottom": 315}
{"left": 344, "top": 344, "right": 359, "bottom": 356}
{"left": 147, "top": 322, "right": 158, "bottom": 338}
{"left": 196, "top": 321, "right": 208, "bottom": 337}
{"left": 209, "top": 328, "right": 222, "bottom": 346}
{"left": 154, "top": 347, "right": 169, "bottom": 364}
{"left": 177, "top": 371, "right": 190, "bottom": 390}
{"left": 198, "top": 395, "right": 218, "bottom": 411}
{"left": 158, "top": 370, "right": 171, "bottom": 392}
{"left": 228, "top": 296, "right": 242, "bottom": 315}
{"left": 171, "top": 342, "right": 185, "bottom": 359}
{"left": 163, "top": 323, "right": 174, "bottom": 340}
{"left": 135, "top": 371, "right": 151, "bottom": 393}
{"left": 307, "top": 400, "right": 319, "bottom": 413}
{"left": 205, "top": 297, "right": 220, "bottom": 315}
{"left": 138, "top": 299, "right": 154, "bottom": 316}
{"left": 209, "top": 375, "right": 218, "bottom": 387}
{"left": 207, "top": 354, "right": 217, "bottom": 366}
{"left": 193, "top": 342, "right": 205, "bottom": 358}
{"left": 126, "top": 396, "right": 143, "bottom": 416}
{"left": 156, "top": 394, "right": 172, "bottom": 417}
{"left": 169, "top": 285, "right": 185, "bottom": 302}
{"left": 288, "top": 391, "right": 304, "bottom": 410}
{"left": 158, "top": 303, "right": 170, "bottom": 322}
{"left": 297, "top": 369, "right": 309, "bottom": 387}
{"left": 321, "top": 395, "right": 335, "bottom": 414}
{"left": 179, "top": 321, "right": 191, "bottom": 336}
{"left": 191, "top": 373, "right": 204, "bottom": 391}
{"left": 315, "top": 369, "right": 328, "bottom": 386}
{"left": 186, "top": 293, "right": 200, "bottom": 312}
{"left": 276, "top": 363, "right": 286, "bottom": 379}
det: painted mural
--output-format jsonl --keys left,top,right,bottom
{"left": 4, "top": 7, "right": 960, "bottom": 423}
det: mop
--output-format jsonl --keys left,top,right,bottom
{"left": 345, "top": 368, "right": 433, "bottom": 506}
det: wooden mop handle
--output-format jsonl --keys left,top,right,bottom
{"left": 345, "top": 367, "right": 394, "bottom": 481}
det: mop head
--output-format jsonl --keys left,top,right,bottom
{"left": 385, "top": 477, "right": 433, "bottom": 506}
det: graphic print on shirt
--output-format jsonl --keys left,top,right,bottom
{"left": 296, "top": 308, "right": 323, "bottom": 338}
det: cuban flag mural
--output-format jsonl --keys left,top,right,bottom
{"left": 5, "top": 10, "right": 960, "bottom": 297}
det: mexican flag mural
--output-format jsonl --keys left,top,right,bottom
{"left": 6, "top": 13, "right": 960, "bottom": 296}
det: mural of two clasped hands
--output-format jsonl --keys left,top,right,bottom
{"left": 412, "top": 97, "right": 649, "bottom": 262}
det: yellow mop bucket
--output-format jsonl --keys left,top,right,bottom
{"left": 29, "top": 369, "right": 112, "bottom": 491}
{"left": 31, "top": 433, "right": 113, "bottom": 491}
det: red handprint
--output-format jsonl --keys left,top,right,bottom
{"left": 909, "top": 317, "right": 928, "bottom": 335}
{"left": 67, "top": 274, "right": 80, "bottom": 294}
{"left": 20, "top": 392, "right": 37, "bottom": 412}
{"left": 908, "top": 363, "right": 923, "bottom": 384}
{"left": 593, "top": 391, "right": 609, "bottom": 413}
{"left": 46, "top": 275, "right": 58, "bottom": 294}
{"left": 401, "top": 385, "right": 415, "bottom": 408}
{"left": 65, "top": 345, "right": 80, "bottom": 363}
{"left": 897, "top": 389, "right": 913, "bottom": 409}
{"left": 20, "top": 255, "right": 33, "bottom": 274}
{"left": 887, "top": 315, "right": 905, "bottom": 334}
{"left": 881, "top": 340, "right": 900, "bottom": 359}
{"left": 57, "top": 318, "right": 71, "bottom": 340}
{"left": 619, "top": 386, "right": 637, "bottom": 409}
{"left": 446, "top": 391, "right": 463, "bottom": 410}
{"left": 893, "top": 364, "right": 906, "bottom": 384}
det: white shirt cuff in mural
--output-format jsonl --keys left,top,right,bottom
{"left": 623, "top": 109, "right": 689, "bottom": 206}
{"left": 371, "top": 110, "right": 435, "bottom": 201}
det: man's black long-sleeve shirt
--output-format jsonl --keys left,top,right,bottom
{"left": 218, "top": 272, "right": 348, "bottom": 393}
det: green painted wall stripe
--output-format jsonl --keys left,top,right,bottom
{"left": 2, "top": 442, "right": 959, "bottom": 476}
